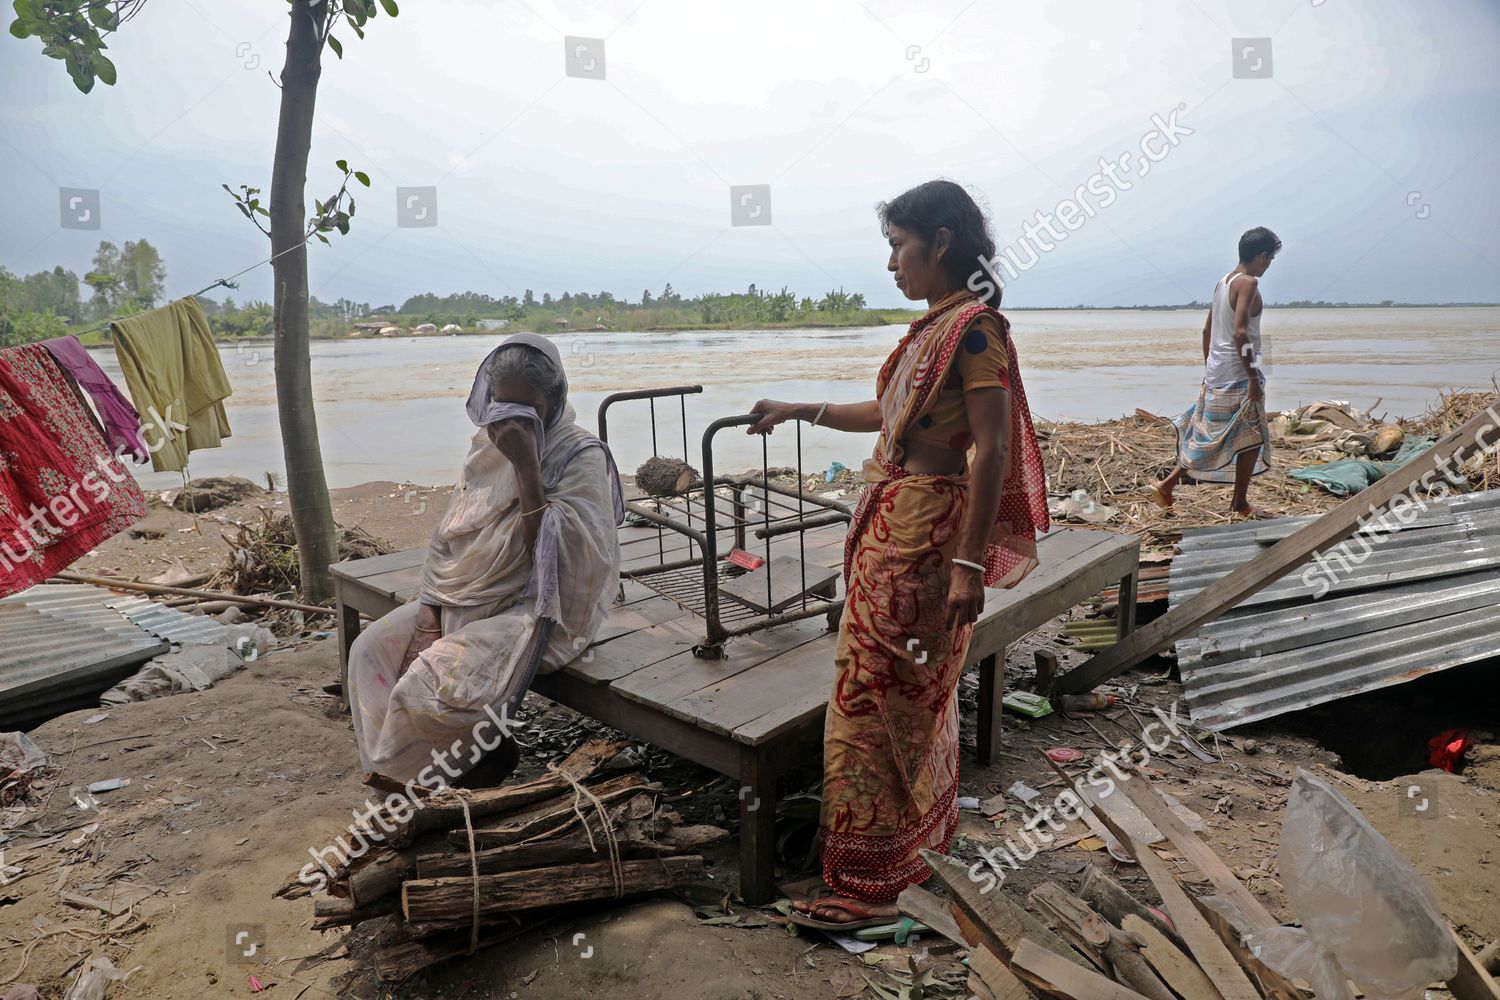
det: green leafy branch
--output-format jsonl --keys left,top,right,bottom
{"left": 222, "top": 160, "right": 371, "bottom": 247}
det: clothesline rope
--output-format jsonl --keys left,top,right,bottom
{"left": 71, "top": 237, "right": 309, "bottom": 338}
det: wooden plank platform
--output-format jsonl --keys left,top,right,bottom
{"left": 331, "top": 524, "right": 1139, "bottom": 904}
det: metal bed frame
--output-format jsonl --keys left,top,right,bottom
{"left": 598, "top": 385, "right": 852, "bottom": 658}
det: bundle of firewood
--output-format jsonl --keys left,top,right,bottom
{"left": 275, "top": 739, "right": 725, "bottom": 982}
{"left": 913, "top": 761, "right": 1500, "bottom": 1000}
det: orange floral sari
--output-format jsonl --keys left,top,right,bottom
{"left": 820, "top": 291, "right": 1048, "bottom": 901}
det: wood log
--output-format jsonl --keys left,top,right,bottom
{"left": 417, "top": 827, "right": 676, "bottom": 878}
{"left": 401, "top": 855, "right": 703, "bottom": 926}
{"left": 1078, "top": 866, "right": 1186, "bottom": 954}
{"left": 349, "top": 847, "right": 419, "bottom": 908}
{"left": 374, "top": 914, "right": 536, "bottom": 982}
{"left": 918, "top": 849, "right": 1086, "bottom": 967}
{"left": 1083, "top": 913, "right": 1177, "bottom": 1000}
{"left": 311, "top": 893, "right": 397, "bottom": 929}
{"left": 1026, "top": 883, "right": 1109, "bottom": 971}
{"left": 392, "top": 738, "right": 628, "bottom": 845}
{"left": 968, "top": 972, "right": 999, "bottom": 1000}
{"left": 1009, "top": 939, "right": 1153, "bottom": 1000}
{"left": 1121, "top": 915, "right": 1222, "bottom": 1000}
{"left": 446, "top": 773, "right": 652, "bottom": 848}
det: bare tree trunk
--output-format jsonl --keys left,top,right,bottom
{"left": 270, "top": 1, "right": 337, "bottom": 602}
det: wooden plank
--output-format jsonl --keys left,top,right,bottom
{"left": 530, "top": 671, "right": 741, "bottom": 777}
{"left": 1122, "top": 915, "right": 1223, "bottom": 1000}
{"left": 717, "top": 555, "right": 838, "bottom": 614}
{"left": 1009, "top": 938, "right": 1152, "bottom": 1000}
{"left": 1187, "top": 896, "right": 1302, "bottom": 1000}
{"left": 615, "top": 614, "right": 828, "bottom": 713}
{"left": 918, "top": 849, "right": 1086, "bottom": 966}
{"left": 359, "top": 564, "right": 426, "bottom": 602}
{"left": 331, "top": 547, "right": 425, "bottom": 581}
{"left": 668, "top": 628, "right": 836, "bottom": 737}
{"left": 895, "top": 885, "right": 968, "bottom": 948}
{"left": 563, "top": 614, "right": 701, "bottom": 686}
{"left": 1113, "top": 768, "right": 1278, "bottom": 932}
{"left": 1056, "top": 396, "right": 1500, "bottom": 694}
{"left": 586, "top": 593, "right": 695, "bottom": 647}
{"left": 729, "top": 672, "right": 832, "bottom": 747}
{"left": 1449, "top": 926, "right": 1500, "bottom": 1000}
{"left": 966, "top": 945, "right": 1040, "bottom": 1000}
{"left": 970, "top": 535, "right": 1135, "bottom": 658}
{"left": 1128, "top": 843, "right": 1261, "bottom": 1000}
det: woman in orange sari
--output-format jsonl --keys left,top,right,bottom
{"left": 749, "top": 180, "right": 1049, "bottom": 925}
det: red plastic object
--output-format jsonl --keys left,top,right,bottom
{"left": 727, "top": 548, "right": 766, "bottom": 571}
{"left": 1044, "top": 747, "right": 1085, "bottom": 763}
{"left": 1428, "top": 728, "right": 1471, "bottom": 773}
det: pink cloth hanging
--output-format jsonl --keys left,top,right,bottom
{"left": 41, "top": 335, "right": 149, "bottom": 463}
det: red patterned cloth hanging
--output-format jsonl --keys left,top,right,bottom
{"left": 0, "top": 344, "right": 147, "bottom": 597}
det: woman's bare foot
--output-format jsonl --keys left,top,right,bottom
{"left": 791, "top": 897, "right": 899, "bottom": 924}
{"left": 1230, "top": 503, "right": 1277, "bottom": 520}
{"left": 1148, "top": 481, "right": 1174, "bottom": 510}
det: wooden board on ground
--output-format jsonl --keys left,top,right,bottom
{"left": 1448, "top": 926, "right": 1500, "bottom": 1000}
{"left": 966, "top": 944, "right": 1040, "bottom": 1000}
{"left": 1189, "top": 895, "right": 1302, "bottom": 1000}
{"left": 895, "top": 885, "right": 968, "bottom": 948}
{"left": 1114, "top": 768, "right": 1278, "bottom": 932}
{"left": 1008, "top": 938, "right": 1152, "bottom": 1000}
{"left": 919, "top": 849, "right": 1085, "bottom": 967}
{"left": 1128, "top": 841, "right": 1261, "bottom": 1000}
{"left": 716, "top": 555, "right": 838, "bottom": 614}
{"left": 1055, "top": 396, "right": 1500, "bottom": 694}
{"left": 1122, "top": 915, "right": 1223, "bottom": 1000}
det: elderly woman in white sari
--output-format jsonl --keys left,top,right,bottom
{"left": 348, "top": 333, "right": 625, "bottom": 790}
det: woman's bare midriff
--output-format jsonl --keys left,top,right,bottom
{"left": 900, "top": 437, "right": 966, "bottom": 476}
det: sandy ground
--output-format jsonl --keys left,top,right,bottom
{"left": 5, "top": 484, "right": 1499, "bottom": 998}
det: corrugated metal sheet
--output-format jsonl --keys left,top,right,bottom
{"left": 106, "top": 595, "right": 228, "bottom": 646}
{"left": 0, "top": 583, "right": 230, "bottom": 728}
{"left": 1174, "top": 491, "right": 1500, "bottom": 731}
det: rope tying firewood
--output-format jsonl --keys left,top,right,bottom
{"left": 548, "top": 761, "right": 625, "bottom": 898}
{"left": 457, "top": 792, "right": 481, "bottom": 954}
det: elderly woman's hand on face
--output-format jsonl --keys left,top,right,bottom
{"left": 486, "top": 417, "right": 539, "bottom": 469}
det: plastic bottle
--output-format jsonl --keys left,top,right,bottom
{"left": 1057, "top": 693, "right": 1116, "bottom": 712}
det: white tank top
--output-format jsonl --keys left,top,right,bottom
{"left": 1204, "top": 272, "right": 1262, "bottom": 389}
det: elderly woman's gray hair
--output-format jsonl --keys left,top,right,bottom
{"left": 486, "top": 344, "right": 566, "bottom": 414}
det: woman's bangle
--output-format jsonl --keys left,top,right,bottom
{"left": 810, "top": 401, "right": 830, "bottom": 427}
{"left": 520, "top": 503, "right": 548, "bottom": 517}
{"left": 414, "top": 622, "right": 441, "bottom": 634}
{"left": 951, "top": 557, "right": 986, "bottom": 573}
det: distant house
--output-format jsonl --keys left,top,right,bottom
{"left": 476, "top": 318, "right": 510, "bottom": 332}
{"left": 553, "top": 318, "right": 570, "bottom": 328}
{"left": 412, "top": 323, "right": 439, "bottom": 336}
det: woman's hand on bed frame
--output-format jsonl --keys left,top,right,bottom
{"left": 746, "top": 399, "right": 881, "bottom": 435}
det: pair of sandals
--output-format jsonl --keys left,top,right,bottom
{"left": 1148, "top": 482, "right": 1279, "bottom": 520}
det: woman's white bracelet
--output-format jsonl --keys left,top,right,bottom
{"left": 952, "top": 557, "right": 985, "bottom": 573}
{"left": 810, "top": 401, "right": 830, "bottom": 427}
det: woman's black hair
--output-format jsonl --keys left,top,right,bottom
{"left": 877, "top": 180, "right": 1001, "bottom": 307}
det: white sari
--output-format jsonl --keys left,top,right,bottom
{"left": 348, "top": 399, "right": 622, "bottom": 784}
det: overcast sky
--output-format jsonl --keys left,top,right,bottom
{"left": 2, "top": 0, "right": 1498, "bottom": 309}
